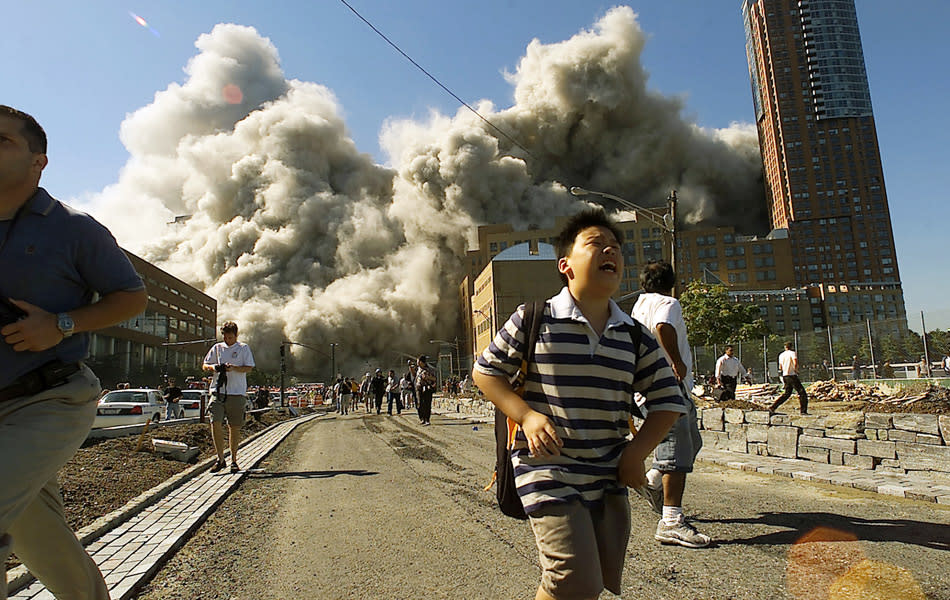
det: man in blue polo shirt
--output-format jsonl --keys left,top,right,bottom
{"left": 0, "top": 106, "right": 148, "bottom": 599}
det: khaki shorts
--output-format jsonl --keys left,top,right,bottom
{"left": 208, "top": 394, "right": 246, "bottom": 425}
{"left": 528, "top": 493, "right": 631, "bottom": 599}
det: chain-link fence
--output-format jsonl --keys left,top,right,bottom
{"left": 692, "top": 311, "right": 950, "bottom": 385}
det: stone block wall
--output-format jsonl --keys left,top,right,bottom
{"left": 431, "top": 395, "right": 950, "bottom": 476}
{"left": 698, "top": 409, "right": 950, "bottom": 476}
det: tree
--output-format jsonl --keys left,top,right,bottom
{"left": 679, "top": 281, "right": 770, "bottom": 348}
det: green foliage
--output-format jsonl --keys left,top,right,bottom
{"left": 679, "top": 281, "right": 770, "bottom": 347}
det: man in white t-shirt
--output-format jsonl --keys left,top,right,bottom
{"left": 202, "top": 321, "right": 255, "bottom": 473}
{"left": 631, "top": 260, "right": 710, "bottom": 549}
{"left": 769, "top": 341, "right": 808, "bottom": 415}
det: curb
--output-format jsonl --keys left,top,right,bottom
{"left": 6, "top": 411, "right": 327, "bottom": 594}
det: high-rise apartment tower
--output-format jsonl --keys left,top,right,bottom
{"left": 741, "top": 0, "right": 906, "bottom": 331}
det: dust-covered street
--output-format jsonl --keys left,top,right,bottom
{"left": 137, "top": 410, "right": 950, "bottom": 600}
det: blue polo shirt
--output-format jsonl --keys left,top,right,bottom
{"left": 0, "top": 188, "right": 144, "bottom": 388}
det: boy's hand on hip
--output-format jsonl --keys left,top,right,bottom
{"left": 521, "top": 411, "right": 563, "bottom": 457}
{"left": 617, "top": 444, "right": 647, "bottom": 488}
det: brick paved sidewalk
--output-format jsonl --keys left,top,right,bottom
{"left": 432, "top": 408, "right": 950, "bottom": 505}
{"left": 10, "top": 413, "right": 323, "bottom": 600}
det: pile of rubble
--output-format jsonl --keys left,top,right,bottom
{"left": 805, "top": 380, "right": 889, "bottom": 403}
{"left": 858, "top": 384, "right": 950, "bottom": 414}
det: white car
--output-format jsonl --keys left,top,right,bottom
{"left": 93, "top": 389, "right": 165, "bottom": 428}
{"left": 178, "top": 389, "right": 208, "bottom": 418}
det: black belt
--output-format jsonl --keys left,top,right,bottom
{"left": 0, "top": 360, "right": 81, "bottom": 402}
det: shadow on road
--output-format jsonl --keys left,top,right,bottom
{"left": 247, "top": 469, "right": 379, "bottom": 479}
{"left": 699, "top": 512, "right": 949, "bottom": 551}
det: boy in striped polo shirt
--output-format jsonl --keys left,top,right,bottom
{"left": 473, "top": 209, "right": 686, "bottom": 600}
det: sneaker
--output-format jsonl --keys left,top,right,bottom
{"left": 634, "top": 484, "right": 665, "bottom": 515}
{"left": 655, "top": 518, "right": 711, "bottom": 548}
{"left": 230, "top": 462, "right": 240, "bottom": 473}
{"left": 210, "top": 458, "right": 226, "bottom": 473}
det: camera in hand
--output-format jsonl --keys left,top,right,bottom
{"left": 214, "top": 363, "right": 227, "bottom": 373}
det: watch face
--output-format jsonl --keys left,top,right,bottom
{"left": 58, "top": 313, "right": 74, "bottom": 335}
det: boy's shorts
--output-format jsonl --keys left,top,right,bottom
{"left": 528, "top": 493, "right": 631, "bottom": 599}
{"left": 208, "top": 394, "right": 246, "bottom": 425}
{"left": 652, "top": 392, "right": 702, "bottom": 473}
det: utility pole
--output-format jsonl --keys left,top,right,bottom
{"left": 668, "top": 189, "right": 678, "bottom": 297}
{"left": 330, "top": 342, "right": 339, "bottom": 383}
{"left": 280, "top": 342, "right": 286, "bottom": 407}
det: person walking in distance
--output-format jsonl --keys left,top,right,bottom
{"left": 632, "top": 260, "right": 712, "bottom": 548}
{"left": 473, "top": 209, "right": 685, "bottom": 599}
{"left": 769, "top": 341, "right": 809, "bottom": 415}
{"left": 163, "top": 376, "right": 184, "bottom": 420}
{"left": 370, "top": 368, "right": 386, "bottom": 414}
{"left": 203, "top": 322, "right": 255, "bottom": 473}
{"left": 714, "top": 346, "right": 747, "bottom": 402}
{"left": 415, "top": 355, "right": 436, "bottom": 425}
{"left": 386, "top": 369, "right": 402, "bottom": 415}
{"left": 0, "top": 105, "right": 149, "bottom": 599}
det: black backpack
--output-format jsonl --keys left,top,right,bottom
{"left": 487, "top": 302, "right": 644, "bottom": 520}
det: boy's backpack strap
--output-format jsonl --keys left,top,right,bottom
{"left": 489, "top": 300, "right": 545, "bottom": 520}
{"left": 626, "top": 320, "right": 646, "bottom": 427}
{"left": 513, "top": 301, "right": 545, "bottom": 395}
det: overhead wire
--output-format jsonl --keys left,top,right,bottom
{"left": 337, "top": 0, "right": 538, "bottom": 162}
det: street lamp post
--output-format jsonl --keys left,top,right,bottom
{"left": 570, "top": 187, "right": 678, "bottom": 295}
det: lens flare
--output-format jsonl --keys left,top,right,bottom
{"left": 829, "top": 559, "right": 925, "bottom": 600}
{"left": 129, "top": 11, "right": 160, "bottom": 37}
{"left": 786, "top": 527, "right": 863, "bottom": 600}
{"left": 221, "top": 84, "right": 244, "bottom": 105}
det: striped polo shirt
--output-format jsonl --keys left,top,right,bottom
{"left": 475, "top": 287, "right": 687, "bottom": 515}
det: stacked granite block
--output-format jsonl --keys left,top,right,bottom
{"left": 697, "top": 408, "right": 950, "bottom": 476}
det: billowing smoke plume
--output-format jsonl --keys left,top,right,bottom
{"left": 86, "top": 7, "right": 764, "bottom": 373}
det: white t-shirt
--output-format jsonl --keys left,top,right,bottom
{"left": 778, "top": 349, "right": 798, "bottom": 376}
{"left": 632, "top": 292, "right": 693, "bottom": 386}
{"left": 204, "top": 342, "right": 255, "bottom": 395}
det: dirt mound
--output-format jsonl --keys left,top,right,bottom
{"left": 7, "top": 409, "right": 309, "bottom": 571}
{"left": 857, "top": 385, "right": 950, "bottom": 415}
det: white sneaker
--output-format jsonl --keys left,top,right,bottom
{"left": 655, "top": 517, "right": 712, "bottom": 548}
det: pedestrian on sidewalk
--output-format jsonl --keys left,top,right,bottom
{"left": 405, "top": 360, "right": 418, "bottom": 409}
{"left": 370, "top": 368, "right": 386, "bottom": 414}
{"left": 473, "top": 209, "right": 685, "bottom": 600}
{"left": 769, "top": 341, "right": 808, "bottom": 415}
{"left": 415, "top": 355, "right": 436, "bottom": 425}
{"left": 386, "top": 369, "right": 402, "bottom": 415}
{"left": 715, "top": 346, "right": 747, "bottom": 402}
{"left": 399, "top": 372, "right": 413, "bottom": 410}
{"left": 203, "top": 321, "right": 255, "bottom": 473}
{"left": 632, "top": 260, "right": 713, "bottom": 549}
{"left": 163, "top": 376, "right": 184, "bottom": 420}
{"left": 0, "top": 105, "right": 149, "bottom": 600}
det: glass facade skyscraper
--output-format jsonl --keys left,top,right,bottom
{"left": 741, "top": 0, "right": 905, "bottom": 332}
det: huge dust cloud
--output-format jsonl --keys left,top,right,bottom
{"left": 86, "top": 6, "right": 765, "bottom": 374}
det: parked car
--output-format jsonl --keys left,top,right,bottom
{"left": 93, "top": 389, "right": 165, "bottom": 428}
{"left": 179, "top": 389, "right": 208, "bottom": 418}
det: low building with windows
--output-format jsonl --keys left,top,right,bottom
{"left": 468, "top": 242, "right": 561, "bottom": 361}
{"left": 87, "top": 250, "right": 217, "bottom": 387}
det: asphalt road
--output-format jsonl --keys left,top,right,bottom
{"left": 138, "top": 410, "right": 950, "bottom": 600}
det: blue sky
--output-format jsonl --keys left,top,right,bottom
{"left": 2, "top": 1, "right": 948, "bottom": 330}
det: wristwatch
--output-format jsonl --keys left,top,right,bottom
{"left": 56, "top": 312, "right": 75, "bottom": 338}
